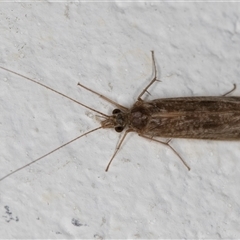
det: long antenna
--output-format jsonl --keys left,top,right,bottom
{"left": 0, "top": 66, "right": 108, "bottom": 117}
{"left": 0, "top": 126, "right": 102, "bottom": 182}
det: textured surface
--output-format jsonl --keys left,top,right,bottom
{"left": 0, "top": 2, "right": 240, "bottom": 239}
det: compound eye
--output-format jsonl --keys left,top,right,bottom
{"left": 115, "top": 126, "right": 124, "bottom": 132}
{"left": 112, "top": 109, "right": 121, "bottom": 114}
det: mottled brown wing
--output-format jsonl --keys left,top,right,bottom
{"left": 144, "top": 97, "right": 240, "bottom": 140}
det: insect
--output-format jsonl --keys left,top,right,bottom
{"left": 0, "top": 51, "right": 238, "bottom": 182}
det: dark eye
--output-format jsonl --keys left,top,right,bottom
{"left": 115, "top": 126, "right": 124, "bottom": 132}
{"left": 112, "top": 109, "right": 121, "bottom": 114}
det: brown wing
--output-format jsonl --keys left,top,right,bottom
{"left": 134, "top": 97, "right": 240, "bottom": 140}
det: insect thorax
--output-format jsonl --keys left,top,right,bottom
{"left": 129, "top": 101, "right": 150, "bottom": 131}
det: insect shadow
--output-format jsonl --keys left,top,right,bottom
{"left": 0, "top": 51, "right": 238, "bottom": 182}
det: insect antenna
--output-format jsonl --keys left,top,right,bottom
{"left": 0, "top": 126, "right": 102, "bottom": 182}
{"left": 0, "top": 66, "right": 108, "bottom": 118}
{"left": 0, "top": 66, "right": 113, "bottom": 181}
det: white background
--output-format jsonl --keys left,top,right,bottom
{"left": 0, "top": 2, "right": 240, "bottom": 239}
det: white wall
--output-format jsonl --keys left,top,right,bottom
{"left": 0, "top": 2, "right": 240, "bottom": 238}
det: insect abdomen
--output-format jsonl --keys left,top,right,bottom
{"left": 130, "top": 98, "right": 240, "bottom": 140}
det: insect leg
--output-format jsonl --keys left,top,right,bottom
{"left": 137, "top": 51, "right": 161, "bottom": 101}
{"left": 138, "top": 134, "right": 190, "bottom": 171}
{"left": 105, "top": 129, "right": 133, "bottom": 172}
{"left": 222, "top": 84, "right": 236, "bottom": 96}
{"left": 77, "top": 82, "right": 128, "bottom": 111}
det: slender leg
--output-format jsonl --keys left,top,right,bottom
{"left": 139, "top": 134, "right": 190, "bottom": 171}
{"left": 77, "top": 82, "right": 128, "bottom": 111}
{"left": 137, "top": 51, "right": 161, "bottom": 101}
{"left": 105, "top": 129, "right": 133, "bottom": 171}
{"left": 222, "top": 84, "right": 236, "bottom": 97}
